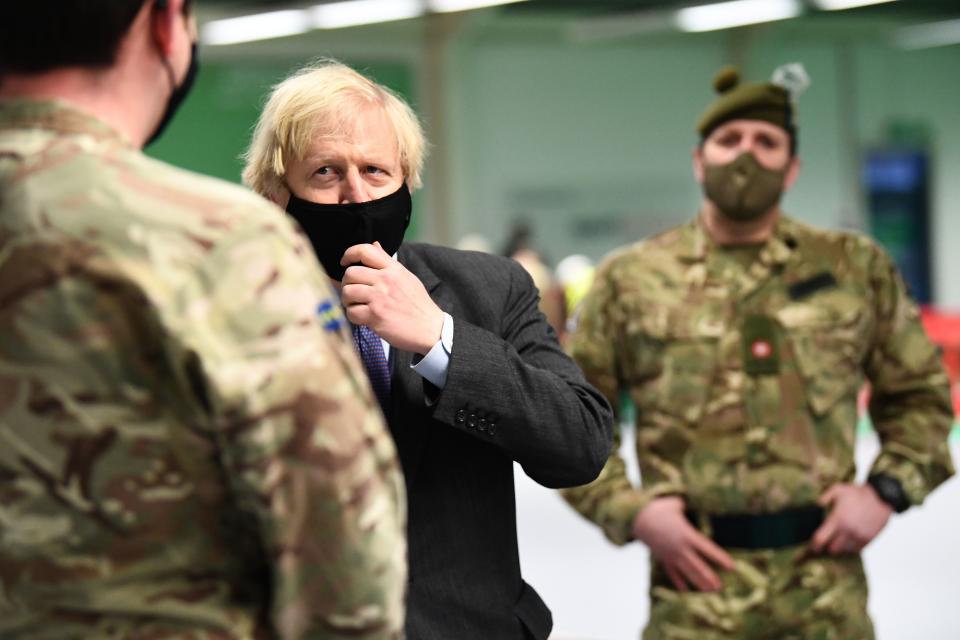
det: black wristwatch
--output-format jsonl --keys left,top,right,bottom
{"left": 867, "top": 473, "right": 910, "bottom": 513}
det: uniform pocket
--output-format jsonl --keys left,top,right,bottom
{"left": 622, "top": 306, "right": 720, "bottom": 424}
{"left": 777, "top": 301, "right": 866, "bottom": 416}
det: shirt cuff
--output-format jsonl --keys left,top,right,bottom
{"left": 411, "top": 312, "right": 453, "bottom": 389}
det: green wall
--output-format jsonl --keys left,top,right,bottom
{"left": 441, "top": 14, "right": 960, "bottom": 308}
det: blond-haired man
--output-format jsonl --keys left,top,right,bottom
{"left": 244, "top": 61, "right": 614, "bottom": 640}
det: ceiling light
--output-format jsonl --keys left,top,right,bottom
{"left": 311, "top": 0, "right": 422, "bottom": 30}
{"left": 812, "top": 0, "right": 897, "bottom": 9}
{"left": 896, "top": 18, "right": 960, "bottom": 50}
{"left": 427, "top": 0, "right": 530, "bottom": 13}
{"left": 201, "top": 10, "right": 311, "bottom": 46}
{"left": 200, "top": 0, "right": 531, "bottom": 45}
{"left": 675, "top": 0, "right": 802, "bottom": 33}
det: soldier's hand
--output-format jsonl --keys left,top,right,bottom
{"left": 809, "top": 483, "right": 893, "bottom": 556}
{"left": 631, "top": 496, "right": 735, "bottom": 593}
{"left": 341, "top": 242, "right": 444, "bottom": 355}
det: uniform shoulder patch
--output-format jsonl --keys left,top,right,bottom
{"left": 317, "top": 299, "right": 346, "bottom": 332}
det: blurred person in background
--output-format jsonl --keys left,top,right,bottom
{"left": 555, "top": 253, "right": 596, "bottom": 346}
{"left": 0, "top": 2, "right": 405, "bottom": 639}
{"left": 242, "top": 60, "right": 614, "bottom": 640}
{"left": 502, "top": 221, "right": 567, "bottom": 339}
{"left": 561, "top": 64, "right": 955, "bottom": 639}
{"left": 456, "top": 232, "right": 494, "bottom": 254}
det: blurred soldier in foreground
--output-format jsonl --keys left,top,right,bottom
{"left": 243, "top": 61, "right": 613, "bottom": 640}
{"left": 0, "top": 2, "right": 405, "bottom": 639}
{"left": 562, "top": 64, "right": 955, "bottom": 639}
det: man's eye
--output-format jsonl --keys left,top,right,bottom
{"left": 758, "top": 136, "right": 779, "bottom": 149}
{"left": 365, "top": 166, "right": 385, "bottom": 175}
{"left": 316, "top": 166, "right": 332, "bottom": 175}
{"left": 717, "top": 134, "right": 740, "bottom": 146}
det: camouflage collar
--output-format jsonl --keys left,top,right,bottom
{"left": 679, "top": 213, "right": 799, "bottom": 267}
{"left": 0, "top": 98, "right": 131, "bottom": 147}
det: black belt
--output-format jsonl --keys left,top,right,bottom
{"left": 685, "top": 506, "right": 825, "bottom": 550}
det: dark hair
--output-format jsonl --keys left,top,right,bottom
{"left": 502, "top": 221, "right": 534, "bottom": 258}
{"left": 0, "top": 0, "right": 190, "bottom": 74}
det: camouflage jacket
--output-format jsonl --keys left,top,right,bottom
{"left": 562, "top": 215, "right": 954, "bottom": 545}
{"left": 0, "top": 100, "right": 406, "bottom": 639}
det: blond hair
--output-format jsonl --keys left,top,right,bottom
{"left": 242, "top": 60, "right": 427, "bottom": 199}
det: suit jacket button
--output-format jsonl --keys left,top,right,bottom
{"left": 478, "top": 418, "right": 487, "bottom": 432}
{"left": 456, "top": 409, "right": 466, "bottom": 423}
{"left": 467, "top": 413, "right": 477, "bottom": 428}
{"left": 487, "top": 422, "right": 496, "bottom": 435}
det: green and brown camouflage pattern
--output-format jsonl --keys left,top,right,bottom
{"left": 0, "top": 99, "right": 406, "bottom": 640}
{"left": 644, "top": 546, "right": 873, "bottom": 640}
{"left": 562, "top": 214, "right": 954, "bottom": 546}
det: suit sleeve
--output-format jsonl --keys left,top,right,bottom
{"left": 170, "top": 212, "right": 406, "bottom": 639}
{"left": 864, "top": 242, "right": 955, "bottom": 507}
{"left": 427, "top": 256, "right": 614, "bottom": 489}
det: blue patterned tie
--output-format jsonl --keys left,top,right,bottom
{"left": 353, "top": 324, "right": 391, "bottom": 413}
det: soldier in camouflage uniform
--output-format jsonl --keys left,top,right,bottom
{"left": 0, "top": 2, "right": 405, "bottom": 639}
{"left": 562, "top": 65, "right": 955, "bottom": 639}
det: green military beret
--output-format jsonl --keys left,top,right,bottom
{"left": 696, "top": 65, "right": 802, "bottom": 140}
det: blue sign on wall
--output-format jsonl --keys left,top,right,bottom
{"left": 863, "top": 150, "right": 931, "bottom": 304}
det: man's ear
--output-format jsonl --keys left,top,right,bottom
{"left": 270, "top": 182, "right": 292, "bottom": 208}
{"left": 783, "top": 156, "right": 801, "bottom": 192}
{"left": 692, "top": 146, "right": 705, "bottom": 185}
{"left": 150, "top": 0, "right": 179, "bottom": 56}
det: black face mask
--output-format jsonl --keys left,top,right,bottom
{"left": 285, "top": 183, "right": 412, "bottom": 281}
{"left": 144, "top": 43, "right": 199, "bottom": 148}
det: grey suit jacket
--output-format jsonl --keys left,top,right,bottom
{"left": 388, "top": 242, "right": 614, "bottom": 640}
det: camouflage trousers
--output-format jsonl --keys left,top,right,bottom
{"left": 643, "top": 545, "right": 875, "bottom": 640}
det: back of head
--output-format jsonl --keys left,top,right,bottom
{"left": 0, "top": 1, "right": 151, "bottom": 75}
{"left": 243, "top": 60, "right": 427, "bottom": 199}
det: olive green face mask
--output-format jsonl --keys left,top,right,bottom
{"left": 703, "top": 152, "right": 787, "bottom": 222}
